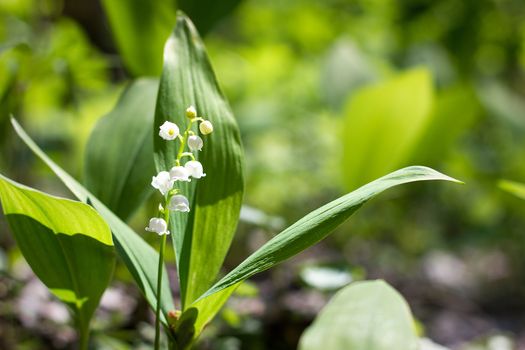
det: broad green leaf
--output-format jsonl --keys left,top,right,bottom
{"left": 499, "top": 179, "right": 525, "bottom": 200}
{"left": 298, "top": 280, "right": 419, "bottom": 350}
{"left": 185, "top": 166, "right": 459, "bottom": 337}
{"left": 154, "top": 14, "right": 244, "bottom": 308}
{"left": 101, "top": 0, "right": 177, "bottom": 76}
{"left": 85, "top": 79, "right": 158, "bottom": 221}
{"left": 413, "top": 84, "right": 480, "bottom": 164}
{"left": 10, "top": 118, "right": 175, "bottom": 324}
{"left": 0, "top": 174, "right": 114, "bottom": 338}
{"left": 342, "top": 68, "right": 434, "bottom": 190}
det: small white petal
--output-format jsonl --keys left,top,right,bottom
{"left": 169, "top": 166, "right": 191, "bottom": 182}
{"left": 186, "top": 105, "right": 197, "bottom": 119}
{"left": 151, "top": 171, "right": 174, "bottom": 195}
{"left": 145, "top": 218, "right": 170, "bottom": 235}
{"left": 168, "top": 194, "right": 190, "bottom": 212}
{"left": 159, "top": 121, "right": 180, "bottom": 140}
{"left": 185, "top": 160, "right": 206, "bottom": 179}
{"left": 187, "top": 135, "right": 203, "bottom": 151}
{"left": 199, "top": 120, "right": 213, "bottom": 135}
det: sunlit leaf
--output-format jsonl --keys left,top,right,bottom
{"left": 101, "top": 0, "right": 177, "bottom": 76}
{"left": 499, "top": 179, "right": 525, "bottom": 201}
{"left": 85, "top": 79, "right": 158, "bottom": 221}
{"left": 186, "top": 166, "right": 460, "bottom": 337}
{"left": 298, "top": 280, "right": 419, "bottom": 350}
{"left": 342, "top": 68, "right": 434, "bottom": 189}
{"left": 0, "top": 174, "right": 114, "bottom": 340}
{"left": 10, "top": 118, "right": 175, "bottom": 324}
{"left": 154, "top": 14, "right": 244, "bottom": 308}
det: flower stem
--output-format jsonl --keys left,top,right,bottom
{"left": 154, "top": 233, "right": 167, "bottom": 350}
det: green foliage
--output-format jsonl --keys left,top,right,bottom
{"left": 101, "top": 0, "right": 177, "bottom": 76}
{"left": 499, "top": 180, "right": 525, "bottom": 201}
{"left": 178, "top": 0, "right": 243, "bottom": 35}
{"left": 184, "top": 166, "right": 459, "bottom": 338}
{"left": 298, "top": 280, "right": 419, "bottom": 350}
{"left": 0, "top": 174, "right": 115, "bottom": 345}
{"left": 342, "top": 68, "right": 434, "bottom": 190}
{"left": 11, "top": 118, "right": 175, "bottom": 325}
{"left": 154, "top": 14, "right": 244, "bottom": 309}
{"left": 85, "top": 79, "right": 158, "bottom": 221}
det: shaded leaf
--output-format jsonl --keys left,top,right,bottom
{"left": 178, "top": 0, "right": 243, "bottom": 35}
{"left": 154, "top": 14, "right": 244, "bottom": 308}
{"left": 101, "top": 0, "right": 177, "bottom": 76}
{"left": 298, "top": 280, "right": 419, "bottom": 350}
{"left": 10, "top": 118, "right": 175, "bottom": 324}
{"left": 84, "top": 79, "right": 158, "bottom": 221}
{"left": 0, "top": 174, "right": 115, "bottom": 337}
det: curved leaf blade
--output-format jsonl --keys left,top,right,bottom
{"left": 154, "top": 14, "right": 244, "bottom": 308}
{"left": 299, "top": 280, "right": 419, "bottom": 350}
{"left": 0, "top": 174, "right": 115, "bottom": 335}
{"left": 10, "top": 118, "right": 175, "bottom": 323}
{"left": 190, "top": 167, "right": 459, "bottom": 317}
{"left": 85, "top": 79, "right": 158, "bottom": 221}
{"left": 499, "top": 179, "right": 525, "bottom": 201}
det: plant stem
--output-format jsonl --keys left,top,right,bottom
{"left": 78, "top": 322, "right": 89, "bottom": 350}
{"left": 154, "top": 232, "right": 168, "bottom": 350}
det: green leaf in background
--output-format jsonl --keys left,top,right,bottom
{"left": 154, "top": 14, "right": 244, "bottom": 308}
{"left": 413, "top": 84, "right": 480, "bottom": 164}
{"left": 342, "top": 68, "right": 434, "bottom": 190}
{"left": 298, "top": 280, "right": 419, "bottom": 350}
{"left": 101, "top": 0, "right": 177, "bottom": 76}
{"left": 0, "top": 174, "right": 115, "bottom": 345}
{"left": 178, "top": 0, "right": 244, "bottom": 35}
{"left": 184, "top": 166, "right": 460, "bottom": 338}
{"left": 85, "top": 79, "right": 158, "bottom": 221}
{"left": 10, "top": 118, "right": 175, "bottom": 324}
{"left": 499, "top": 179, "right": 525, "bottom": 200}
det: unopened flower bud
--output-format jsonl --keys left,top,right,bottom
{"left": 168, "top": 194, "right": 190, "bottom": 212}
{"left": 199, "top": 120, "right": 213, "bottom": 135}
{"left": 188, "top": 135, "right": 203, "bottom": 151}
{"left": 167, "top": 310, "right": 181, "bottom": 320}
{"left": 186, "top": 105, "right": 197, "bottom": 119}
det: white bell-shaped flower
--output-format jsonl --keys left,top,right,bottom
{"left": 145, "top": 217, "right": 170, "bottom": 235}
{"left": 169, "top": 166, "right": 191, "bottom": 182}
{"left": 159, "top": 121, "right": 179, "bottom": 140}
{"left": 199, "top": 120, "right": 213, "bottom": 135}
{"left": 185, "top": 160, "right": 206, "bottom": 179}
{"left": 187, "top": 135, "right": 203, "bottom": 151}
{"left": 168, "top": 194, "right": 190, "bottom": 212}
{"left": 186, "top": 105, "right": 197, "bottom": 119}
{"left": 151, "top": 171, "right": 174, "bottom": 195}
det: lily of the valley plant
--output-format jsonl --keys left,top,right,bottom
{"left": 0, "top": 13, "right": 461, "bottom": 350}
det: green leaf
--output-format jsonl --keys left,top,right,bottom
{"left": 178, "top": 0, "right": 243, "bottom": 35}
{"left": 499, "top": 179, "right": 525, "bottom": 200}
{"left": 185, "top": 166, "right": 459, "bottom": 337}
{"left": 298, "top": 280, "right": 419, "bottom": 350}
{"left": 10, "top": 118, "right": 175, "bottom": 324}
{"left": 342, "top": 68, "right": 434, "bottom": 190}
{"left": 154, "top": 14, "right": 244, "bottom": 308}
{"left": 101, "top": 0, "right": 177, "bottom": 76}
{"left": 0, "top": 174, "right": 115, "bottom": 339}
{"left": 84, "top": 79, "right": 158, "bottom": 221}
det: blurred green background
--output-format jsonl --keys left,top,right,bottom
{"left": 1, "top": 0, "right": 525, "bottom": 349}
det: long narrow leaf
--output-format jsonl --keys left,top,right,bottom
{"left": 10, "top": 118, "right": 175, "bottom": 323}
{"left": 186, "top": 166, "right": 460, "bottom": 336}
{"left": 154, "top": 13, "right": 244, "bottom": 308}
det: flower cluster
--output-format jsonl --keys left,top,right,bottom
{"left": 145, "top": 106, "right": 213, "bottom": 235}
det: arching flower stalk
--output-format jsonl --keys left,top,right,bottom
{"left": 149, "top": 105, "right": 213, "bottom": 350}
